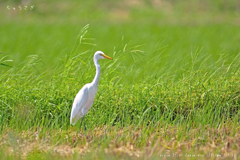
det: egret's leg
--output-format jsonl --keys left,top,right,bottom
{"left": 76, "top": 117, "right": 83, "bottom": 133}
{"left": 80, "top": 117, "right": 83, "bottom": 128}
{"left": 83, "top": 115, "right": 86, "bottom": 131}
{"left": 81, "top": 108, "right": 86, "bottom": 131}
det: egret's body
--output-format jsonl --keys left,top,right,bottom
{"left": 70, "top": 51, "right": 112, "bottom": 130}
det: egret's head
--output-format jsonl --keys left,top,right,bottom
{"left": 94, "top": 51, "right": 113, "bottom": 60}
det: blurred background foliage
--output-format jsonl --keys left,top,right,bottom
{"left": 1, "top": 0, "right": 240, "bottom": 24}
{"left": 0, "top": 0, "right": 240, "bottom": 81}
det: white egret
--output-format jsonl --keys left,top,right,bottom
{"left": 70, "top": 51, "right": 113, "bottom": 130}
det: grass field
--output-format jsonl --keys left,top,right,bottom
{"left": 0, "top": 0, "right": 240, "bottom": 159}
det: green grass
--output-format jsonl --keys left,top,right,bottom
{"left": 0, "top": 0, "right": 240, "bottom": 159}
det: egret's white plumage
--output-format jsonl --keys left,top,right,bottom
{"left": 70, "top": 51, "right": 112, "bottom": 130}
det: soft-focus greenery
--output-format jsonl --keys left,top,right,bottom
{"left": 0, "top": 0, "right": 240, "bottom": 159}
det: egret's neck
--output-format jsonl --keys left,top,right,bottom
{"left": 92, "top": 58, "right": 100, "bottom": 87}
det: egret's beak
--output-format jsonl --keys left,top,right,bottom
{"left": 102, "top": 54, "right": 113, "bottom": 60}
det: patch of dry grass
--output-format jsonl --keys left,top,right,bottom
{"left": 0, "top": 123, "right": 239, "bottom": 159}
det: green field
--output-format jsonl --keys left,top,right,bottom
{"left": 0, "top": 0, "right": 240, "bottom": 159}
